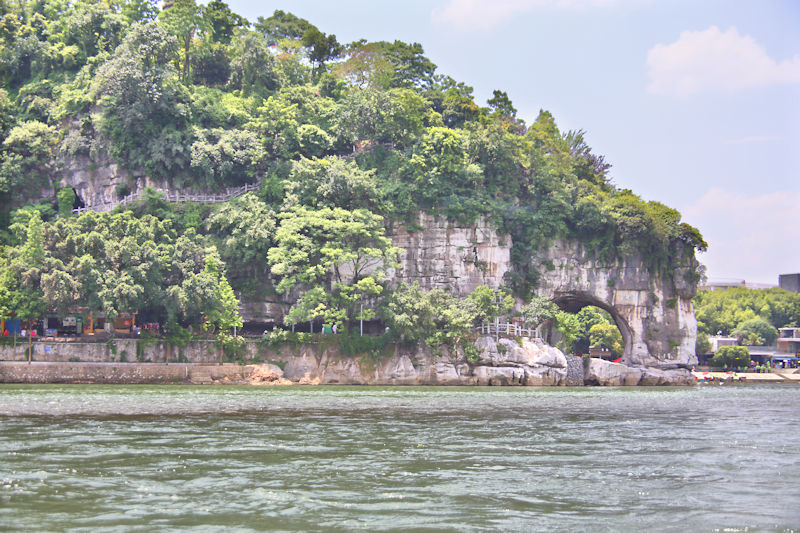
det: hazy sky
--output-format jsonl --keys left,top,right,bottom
{"left": 224, "top": 0, "right": 800, "bottom": 284}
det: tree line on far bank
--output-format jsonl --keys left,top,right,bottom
{"left": 694, "top": 287, "right": 800, "bottom": 353}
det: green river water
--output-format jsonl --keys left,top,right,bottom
{"left": 1, "top": 384, "right": 798, "bottom": 532}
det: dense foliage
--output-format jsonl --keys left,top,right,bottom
{"left": 0, "top": 2, "right": 705, "bottom": 343}
{"left": 710, "top": 345, "right": 750, "bottom": 369}
{"left": 694, "top": 287, "right": 800, "bottom": 345}
{"left": 0, "top": 208, "right": 241, "bottom": 331}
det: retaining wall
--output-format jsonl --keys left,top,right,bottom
{"left": 0, "top": 362, "right": 257, "bottom": 384}
{"left": 0, "top": 339, "right": 229, "bottom": 363}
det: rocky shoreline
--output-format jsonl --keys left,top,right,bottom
{"left": 0, "top": 336, "right": 694, "bottom": 386}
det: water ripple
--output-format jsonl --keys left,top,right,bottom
{"left": 1, "top": 384, "right": 799, "bottom": 531}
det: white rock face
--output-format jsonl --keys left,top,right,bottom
{"left": 389, "top": 213, "right": 510, "bottom": 294}
{"left": 583, "top": 358, "right": 631, "bottom": 386}
{"left": 388, "top": 216, "right": 698, "bottom": 369}
{"left": 639, "top": 367, "right": 693, "bottom": 386}
{"left": 582, "top": 358, "right": 693, "bottom": 386}
{"left": 473, "top": 366, "right": 526, "bottom": 386}
{"left": 321, "top": 358, "right": 364, "bottom": 384}
{"left": 532, "top": 241, "right": 699, "bottom": 368}
{"left": 431, "top": 361, "right": 464, "bottom": 385}
{"left": 473, "top": 336, "right": 567, "bottom": 386}
{"left": 282, "top": 353, "right": 320, "bottom": 382}
{"left": 623, "top": 367, "right": 643, "bottom": 386}
{"left": 523, "top": 365, "right": 566, "bottom": 386}
{"left": 381, "top": 355, "right": 418, "bottom": 384}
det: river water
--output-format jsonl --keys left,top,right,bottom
{"left": 1, "top": 384, "right": 798, "bottom": 532}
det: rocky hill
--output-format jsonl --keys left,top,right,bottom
{"left": 0, "top": 3, "right": 705, "bottom": 370}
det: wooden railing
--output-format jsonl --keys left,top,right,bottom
{"left": 73, "top": 181, "right": 261, "bottom": 215}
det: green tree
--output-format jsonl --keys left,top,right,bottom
{"left": 57, "top": 187, "right": 75, "bottom": 217}
{"left": 695, "top": 333, "right": 711, "bottom": 356}
{"left": 92, "top": 22, "right": 191, "bottom": 177}
{"left": 563, "top": 129, "right": 611, "bottom": 186}
{"left": 285, "top": 156, "right": 378, "bottom": 210}
{"left": 1, "top": 210, "right": 47, "bottom": 357}
{"left": 227, "top": 31, "right": 280, "bottom": 95}
{"left": 202, "top": 0, "right": 247, "bottom": 44}
{"left": 172, "top": 252, "right": 241, "bottom": 333}
{"left": 300, "top": 27, "right": 341, "bottom": 78}
{"left": 572, "top": 306, "right": 611, "bottom": 354}
{"left": 158, "top": 0, "right": 206, "bottom": 82}
{"left": 380, "top": 281, "right": 477, "bottom": 347}
{"left": 189, "top": 127, "right": 264, "bottom": 187}
{"left": 407, "top": 126, "right": 477, "bottom": 207}
{"left": 0, "top": 120, "right": 55, "bottom": 202}
{"left": 254, "top": 10, "right": 315, "bottom": 45}
{"left": 733, "top": 316, "right": 779, "bottom": 346}
{"left": 268, "top": 206, "right": 401, "bottom": 328}
{"left": 113, "top": 0, "right": 160, "bottom": 24}
{"left": 521, "top": 295, "right": 557, "bottom": 328}
{"left": 589, "top": 322, "right": 623, "bottom": 356}
{"left": 694, "top": 287, "right": 800, "bottom": 337}
{"left": 710, "top": 345, "right": 750, "bottom": 369}
{"left": 487, "top": 89, "right": 517, "bottom": 122}
{"left": 206, "top": 192, "right": 276, "bottom": 286}
{"left": 467, "top": 285, "right": 513, "bottom": 324}
{"left": 554, "top": 310, "right": 580, "bottom": 354}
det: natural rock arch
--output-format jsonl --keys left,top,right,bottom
{"left": 550, "top": 291, "right": 633, "bottom": 360}
{"left": 533, "top": 241, "right": 698, "bottom": 368}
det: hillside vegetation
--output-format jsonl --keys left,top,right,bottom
{"left": 0, "top": 1, "right": 707, "bottom": 346}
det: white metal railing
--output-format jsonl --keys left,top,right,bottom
{"left": 72, "top": 180, "right": 261, "bottom": 215}
{"left": 477, "top": 321, "right": 540, "bottom": 339}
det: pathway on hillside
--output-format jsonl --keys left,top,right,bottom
{"left": 72, "top": 180, "right": 261, "bottom": 215}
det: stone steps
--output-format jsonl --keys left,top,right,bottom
{"left": 189, "top": 367, "right": 214, "bottom": 384}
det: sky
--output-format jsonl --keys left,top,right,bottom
{"left": 224, "top": 0, "right": 800, "bottom": 285}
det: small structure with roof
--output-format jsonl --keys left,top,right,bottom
{"left": 777, "top": 328, "right": 800, "bottom": 356}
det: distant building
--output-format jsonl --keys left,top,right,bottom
{"left": 777, "top": 328, "right": 800, "bottom": 355}
{"left": 779, "top": 273, "right": 800, "bottom": 293}
{"left": 699, "top": 279, "right": 777, "bottom": 291}
{"left": 709, "top": 336, "right": 738, "bottom": 352}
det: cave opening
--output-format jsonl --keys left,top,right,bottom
{"left": 71, "top": 189, "right": 85, "bottom": 210}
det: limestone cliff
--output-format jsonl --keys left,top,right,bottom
{"left": 389, "top": 213, "right": 510, "bottom": 293}
{"left": 59, "top": 183, "right": 698, "bottom": 369}
{"left": 385, "top": 213, "right": 698, "bottom": 369}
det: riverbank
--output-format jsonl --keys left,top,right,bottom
{"left": 0, "top": 361, "right": 283, "bottom": 385}
{"left": 0, "top": 336, "right": 698, "bottom": 386}
{"left": 692, "top": 370, "right": 800, "bottom": 384}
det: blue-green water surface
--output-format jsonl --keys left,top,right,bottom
{"left": 1, "top": 384, "right": 799, "bottom": 532}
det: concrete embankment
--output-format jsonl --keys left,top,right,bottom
{"left": 0, "top": 361, "right": 273, "bottom": 384}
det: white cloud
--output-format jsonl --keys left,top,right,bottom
{"left": 647, "top": 26, "right": 800, "bottom": 96}
{"left": 683, "top": 188, "right": 800, "bottom": 283}
{"left": 432, "top": 0, "right": 628, "bottom": 30}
